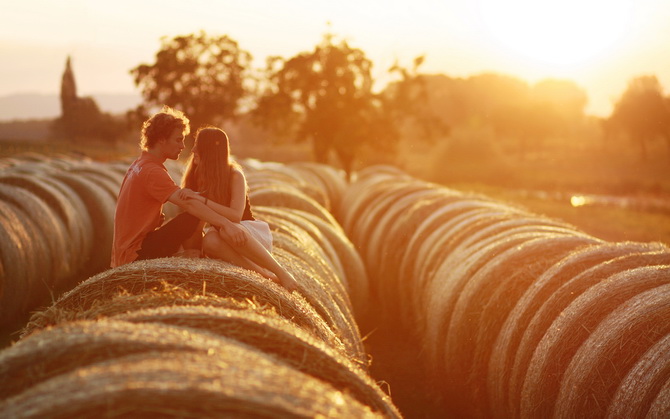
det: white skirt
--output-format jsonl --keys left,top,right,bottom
{"left": 205, "top": 220, "right": 273, "bottom": 253}
{"left": 240, "top": 219, "right": 273, "bottom": 253}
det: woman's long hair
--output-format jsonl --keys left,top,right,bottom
{"left": 181, "top": 127, "right": 242, "bottom": 206}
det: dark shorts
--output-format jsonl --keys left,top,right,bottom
{"left": 135, "top": 212, "right": 200, "bottom": 261}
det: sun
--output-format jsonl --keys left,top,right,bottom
{"left": 477, "top": 0, "right": 633, "bottom": 69}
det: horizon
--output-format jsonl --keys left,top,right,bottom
{"left": 2, "top": 0, "right": 670, "bottom": 118}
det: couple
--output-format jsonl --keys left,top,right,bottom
{"left": 111, "top": 106, "right": 299, "bottom": 292}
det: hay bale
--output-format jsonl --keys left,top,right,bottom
{"left": 271, "top": 245, "right": 366, "bottom": 362}
{"left": 421, "top": 223, "right": 588, "bottom": 374}
{"left": 0, "top": 201, "right": 46, "bottom": 325}
{"left": 257, "top": 207, "right": 346, "bottom": 282}
{"left": 406, "top": 208, "right": 526, "bottom": 326}
{"left": 607, "top": 333, "right": 670, "bottom": 418}
{"left": 114, "top": 306, "right": 398, "bottom": 417}
{"left": 647, "top": 377, "right": 670, "bottom": 419}
{"left": 18, "top": 282, "right": 277, "bottom": 330}
{"left": 554, "top": 275, "right": 670, "bottom": 418}
{"left": 288, "top": 162, "right": 347, "bottom": 216}
{"left": 20, "top": 258, "right": 364, "bottom": 362}
{"left": 521, "top": 263, "right": 670, "bottom": 418}
{"left": 441, "top": 233, "right": 599, "bottom": 417}
{"left": 0, "top": 173, "right": 88, "bottom": 277}
{"left": 50, "top": 171, "right": 115, "bottom": 277}
{"left": 0, "top": 319, "right": 242, "bottom": 399}
{"left": 338, "top": 168, "right": 412, "bottom": 234}
{"left": 489, "top": 241, "right": 665, "bottom": 418}
{"left": 0, "top": 183, "right": 71, "bottom": 289}
{"left": 249, "top": 184, "right": 338, "bottom": 226}
{"left": 68, "top": 163, "right": 124, "bottom": 199}
{"left": 0, "top": 329, "right": 386, "bottom": 417}
{"left": 511, "top": 248, "right": 670, "bottom": 418}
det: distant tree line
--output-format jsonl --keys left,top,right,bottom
{"left": 55, "top": 30, "right": 670, "bottom": 172}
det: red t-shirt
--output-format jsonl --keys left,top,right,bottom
{"left": 111, "top": 151, "right": 179, "bottom": 267}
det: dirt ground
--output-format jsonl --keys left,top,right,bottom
{"left": 360, "top": 298, "right": 450, "bottom": 418}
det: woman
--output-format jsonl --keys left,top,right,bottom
{"left": 180, "top": 126, "right": 299, "bottom": 291}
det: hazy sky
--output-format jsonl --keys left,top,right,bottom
{"left": 2, "top": 0, "right": 669, "bottom": 116}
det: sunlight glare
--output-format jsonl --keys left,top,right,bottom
{"left": 478, "top": 0, "right": 633, "bottom": 68}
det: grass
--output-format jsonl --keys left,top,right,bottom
{"left": 394, "top": 132, "right": 670, "bottom": 246}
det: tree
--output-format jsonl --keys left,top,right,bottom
{"left": 252, "top": 33, "right": 378, "bottom": 174}
{"left": 131, "top": 31, "right": 252, "bottom": 133}
{"left": 608, "top": 75, "right": 670, "bottom": 158}
{"left": 252, "top": 33, "right": 442, "bottom": 176}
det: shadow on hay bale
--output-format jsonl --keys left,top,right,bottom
{"left": 341, "top": 164, "right": 670, "bottom": 418}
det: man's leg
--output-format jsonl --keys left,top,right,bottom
{"left": 136, "top": 212, "right": 200, "bottom": 261}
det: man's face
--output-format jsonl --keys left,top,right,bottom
{"left": 161, "top": 128, "right": 185, "bottom": 160}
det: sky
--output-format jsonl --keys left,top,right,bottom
{"left": 1, "top": 0, "right": 670, "bottom": 117}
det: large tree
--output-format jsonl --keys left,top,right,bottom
{"left": 131, "top": 31, "right": 252, "bottom": 133}
{"left": 252, "top": 33, "right": 379, "bottom": 174}
{"left": 608, "top": 75, "right": 670, "bottom": 158}
{"left": 252, "top": 33, "right": 443, "bottom": 175}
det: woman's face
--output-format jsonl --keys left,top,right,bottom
{"left": 191, "top": 145, "right": 201, "bottom": 165}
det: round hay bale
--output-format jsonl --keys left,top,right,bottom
{"left": 0, "top": 173, "right": 88, "bottom": 276}
{"left": 0, "top": 201, "right": 42, "bottom": 325}
{"left": 389, "top": 197, "right": 522, "bottom": 323}
{"left": 0, "top": 319, "right": 244, "bottom": 399}
{"left": 50, "top": 171, "right": 115, "bottom": 277}
{"left": 289, "top": 162, "right": 347, "bottom": 215}
{"left": 338, "top": 169, "right": 412, "bottom": 234}
{"left": 407, "top": 208, "right": 527, "bottom": 326}
{"left": 488, "top": 241, "right": 665, "bottom": 418}
{"left": 18, "top": 282, "right": 276, "bottom": 330}
{"left": 279, "top": 208, "right": 370, "bottom": 316}
{"left": 114, "top": 306, "right": 398, "bottom": 417}
{"left": 68, "top": 163, "right": 124, "bottom": 200}
{"left": 20, "top": 258, "right": 350, "bottom": 359}
{"left": 256, "top": 207, "right": 346, "bottom": 282}
{"left": 256, "top": 206, "right": 370, "bottom": 319}
{"left": 271, "top": 245, "right": 366, "bottom": 362}
{"left": 647, "top": 376, "right": 670, "bottom": 419}
{"left": 441, "top": 234, "right": 599, "bottom": 417}
{"left": 607, "top": 333, "right": 670, "bottom": 418}
{"left": 554, "top": 276, "right": 670, "bottom": 418}
{"left": 0, "top": 183, "right": 71, "bottom": 288}
{"left": 0, "top": 349, "right": 385, "bottom": 418}
{"left": 521, "top": 263, "right": 670, "bottom": 418}
{"left": 510, "top": 247, "right": 670, "bottom": 417}
{"left": 348, "top": 181, "right": 429, "bottom": 258}
{"left": 249, "top": 184, "right": 338, "bottom": 226}
{"left": 421, "top": 224, "right": 589, "bottom": 385}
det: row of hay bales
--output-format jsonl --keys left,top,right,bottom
{"left": 339, "top": 165, "right": 670, "bottom": 419}
{"left": 0, "top": 152, "right": 128, "bottom": 328}
{"left": 0, "top": 155, "right": 399, "bottom": 417}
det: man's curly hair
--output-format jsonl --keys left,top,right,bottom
{"left": 140, "top": 106, "right": 191, "bottom": 150}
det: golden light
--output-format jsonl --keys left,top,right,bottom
{"left": 477, "top": 0, "right": 633, "bottom": 69}
{"left": 570, "top": 195, "right": 588, "bottom": 207}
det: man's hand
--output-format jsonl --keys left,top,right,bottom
{"left": 219, "top": 221, "right": 248, "bottom": 247}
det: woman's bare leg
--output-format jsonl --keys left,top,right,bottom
{"left": 211, "top": 228, "right": 299, "bottom": 291}
{"left": 202, "top": 232, "right": 278, "bottom": 282}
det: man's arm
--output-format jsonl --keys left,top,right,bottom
{"left": 168, "top": 189, "right": 247, "bottom": 246}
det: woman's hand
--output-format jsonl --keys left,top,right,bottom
{"left": 220, "top": 222, "right": 248, "bottom": 247}
{"left": 178, "top": 188, "right": 200, "bottom": 201}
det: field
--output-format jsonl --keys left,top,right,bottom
{"left": 1, "top": 135, "right": 669, "bottom": 417}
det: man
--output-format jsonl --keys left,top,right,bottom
{"left": 111, "top": 106, "right": 247, "bottom": 268}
